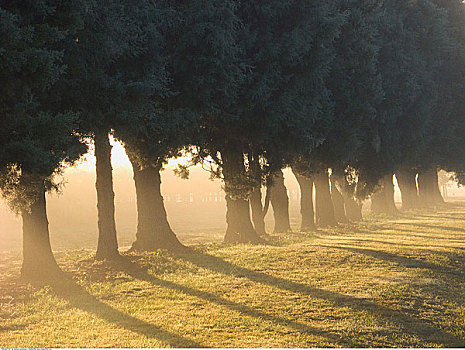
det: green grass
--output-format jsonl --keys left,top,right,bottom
{"left": 1, "top": 204, "right": 465, "bottom": 347}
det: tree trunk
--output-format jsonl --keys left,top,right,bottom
{"left": 371, "top": 173, "right": 398, "bottom": 215}
{"left": 129, "top": 160, "right": 185, "bottom": 252}
{"left": 293, "top": 170, "right": 315, "bottom": 231}
{"left": 222, "top": 149, "right": 264, "bottom": 244}
{"left": 334, "top": 173, "right": 362, "bottom": 221}
{"left": 330, "top": 174, "right": 348, "bottom": 223}
{"left": 270, "top": 170, "right": 292, "bottom": 233}
{"left": 418, "top": 167, "right": 444, "bottom": 206}
{"left": 249, "top": 187, "right": 267, "bottom": 236}
{"left": 21, "top": 184, "right": 61, "bottom": 279}
{"left": 395, "top": 167, "right": 419, "bottom": 210}
{"left": 225, "top": 196, "right": 264, "bottom": 244}
{"left": 94, "top": 131, "right": 119, "bottom": 260}
{"left": 314, "top": 169, "right": 337, "bottom": 227}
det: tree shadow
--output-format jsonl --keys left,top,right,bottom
{"left": 319, "top": 235, "right": 463, "bottom": 250}
{"left": 392, "top": 222, "right": 465, "bottom": 235}
{"left": 353, "top": 226, "right": 465, "bottom": 242}
{"left": 413, "top": 214, "right": 465, "bottom": 222}
{"left": 33, "top": 275, "right": 205, "bottom": 348}
{"left": 112, "top": 257, "right": 359, "bottom": 347}
{"left": 175, "top": 250, "right": 463, "bottom": 346}
{"left": 316, "top": 245, "right": 465, "bottom": 281}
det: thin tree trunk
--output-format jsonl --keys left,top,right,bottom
{"left": 371, "top": 173, "right": 398, "bottom": 215}
{"left": 129, "top": 160, "right": 185, "bottom": 252}
{"left": 270, "top": 170, "right": 292, "bottom": 233}
{"left": 21, "top": 184, "right": 61, "bottom": 279}
{"left": 249, "top": 187, "right": 267, "bottom": 236}
{"left": 222, "top": 149, "right": 264, "bottom": 244}
{"left": 418, "top": 167, "right": 444, "bottom": 206}
{"left": 293, "top": 170, "right": 315, "bottom": 231}
{"left": 330, "top": 174, "right": 348, "bottom": 223}
{"left": 94, "top": 131, "right": 119, "bottom": 260}
{"left": 395, "top": 167, "right": 419, "bottom": 210}
{"left": 314, "top": 169, "right": 337, "bottom": 227}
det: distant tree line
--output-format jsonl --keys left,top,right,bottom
{"left": 1, "top": 0, "right": 465, "bottom": 279}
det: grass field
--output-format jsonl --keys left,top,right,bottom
{"left": 1, "top": 204, "right": 465, "bottom": 347}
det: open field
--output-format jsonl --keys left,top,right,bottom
{"left": 1, "top": 204, "right": 465, "bottom": 347}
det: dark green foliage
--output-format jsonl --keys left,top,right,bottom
{"left": 355, "top": 0, "right": 450, "bottom": 199}
{"left": 57, "top": 0, "right": 169, "bottom": 136}
{"left": 424, "top": 0, "right": 465, "bottom": 184}
{"left": 305, "top": 0, "right": 382, "bottom": 172}
{"left": 196, "top": 0, "right": 344, "bottom": 198}
{"left": 0, "top": 1, "right": 85, "bottom": 211}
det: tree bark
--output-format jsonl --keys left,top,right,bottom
{"left": 222, "top": 149, "right": 264, "bottom": 244}
{"left": 129, "top": 160, "right": 185, "bottom": 252}
{"left": 249, "top": 187, "right": 267, "bottom": 236}
{"left": 417, "top": 167, "right": 444, "bottom": 206}
{"left": 270, "top": 170, "right": 292, "bottom": 233}
{"left": 314, "top": 169, "right": 337, "bottom": 227}
{"left": 371, "top": 173, "right": 398, "bottom": 215}
{"left": 21, "top": 184, "right": 61, "bottom": 279}
{"left": 330, "top": 174, "right": 348, "bottom": 223}
{"left": 94, "top": 131, "right": 119, "bottom": 260}
{"left": 293, "top": 170, "right": 315, "bottom": 231}
{"left": 395, "top": 167, "right": 419, "bottom": 210}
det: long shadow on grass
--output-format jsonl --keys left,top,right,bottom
{"left": 40, "top": 276, "right": 204, "bottom": 348}
{"left": 317, "top": 245, "right": 465, "bottom": 281}
{"left": 116, "top": 257, "right": 356, "bottom": 347}
{"left": 413, "top": 214, "right": 465, "bottom": 222}
{"left": 354, "top": 227, "right": 465, "bottom": 243}
{"left": 393, "top": 222, "right": 465, "bottom": 235}
{"left": 177, "top": 250, "right": 463, "bottom": 346}
{"left": 356, "top": 238, "right": 465, "bottom": 251}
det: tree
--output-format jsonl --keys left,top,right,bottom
{"left": 392, "top": 0, "right": 449, "bottom": 209}
{"left": 294, "top": 0, "right": 383, "bottom": 224}
{"left": 418, "top": 0, "right": 465, "bottom": 204}
{"left": 353, "top": 0, "right": 449, "bottom": 214}
{"left": 118, "top": 110, "right": 194, "bottom": 252}
{"left": 0, "top": 1, "right": 86, "bottom": 278}
{"left": 198, "top": 0, "right": 343, "bottom": 242}
{"left": 109, "top": 1, "right": 192, "bottom": 252}
{"left": 58, "top": 0, "right": 169, "bottom": 259}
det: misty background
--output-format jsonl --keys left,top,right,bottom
{"left": 1, "top": 139, "right": 461, "bottom": 253}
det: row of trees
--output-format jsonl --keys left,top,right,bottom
{"left": 2, "top": 0, "right": 465, "bottom": 279}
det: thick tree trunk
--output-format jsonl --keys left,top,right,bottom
{"left": 225, "top": 196, "right": 264, "bottom": 243}
{"left": 270, "top": 170, "right": 292, "bottom": 233}
{"left": 21, "top": 184, "right": 61, "bottom": 279}
{"left": 418, "top": 167, "right": 444, "bottom": 206}
{"left": 94, "top": 131, "right": 119, "bottom": 260}
{"left": 334, "top": 173, "right": 362, "bottom": 221}
{"left": 249, "top": 187, "right": 267, "bottom": 236}
{"left": 330, "top": 174, "right": 348, "bottom": 223}
{"left": 293, "top": 171, "right": 315, "bottom": 231}
{"left": 129, "top": 160, "right": 185, "bottom": 252}
{"left": 395, "top": 167, "right": 419, "bottom": 210}
{"left": 314, "top": 169, "right": 337, "bottom": 227}
{"left": 222, "top": 149, "right": 264, "bottom": 244}
{"left": 371, "top": 173, "right": 398, "bottom": 215}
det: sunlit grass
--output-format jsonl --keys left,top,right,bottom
{"left": 1, "top": 204, "right": 465, "bottom": 347}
